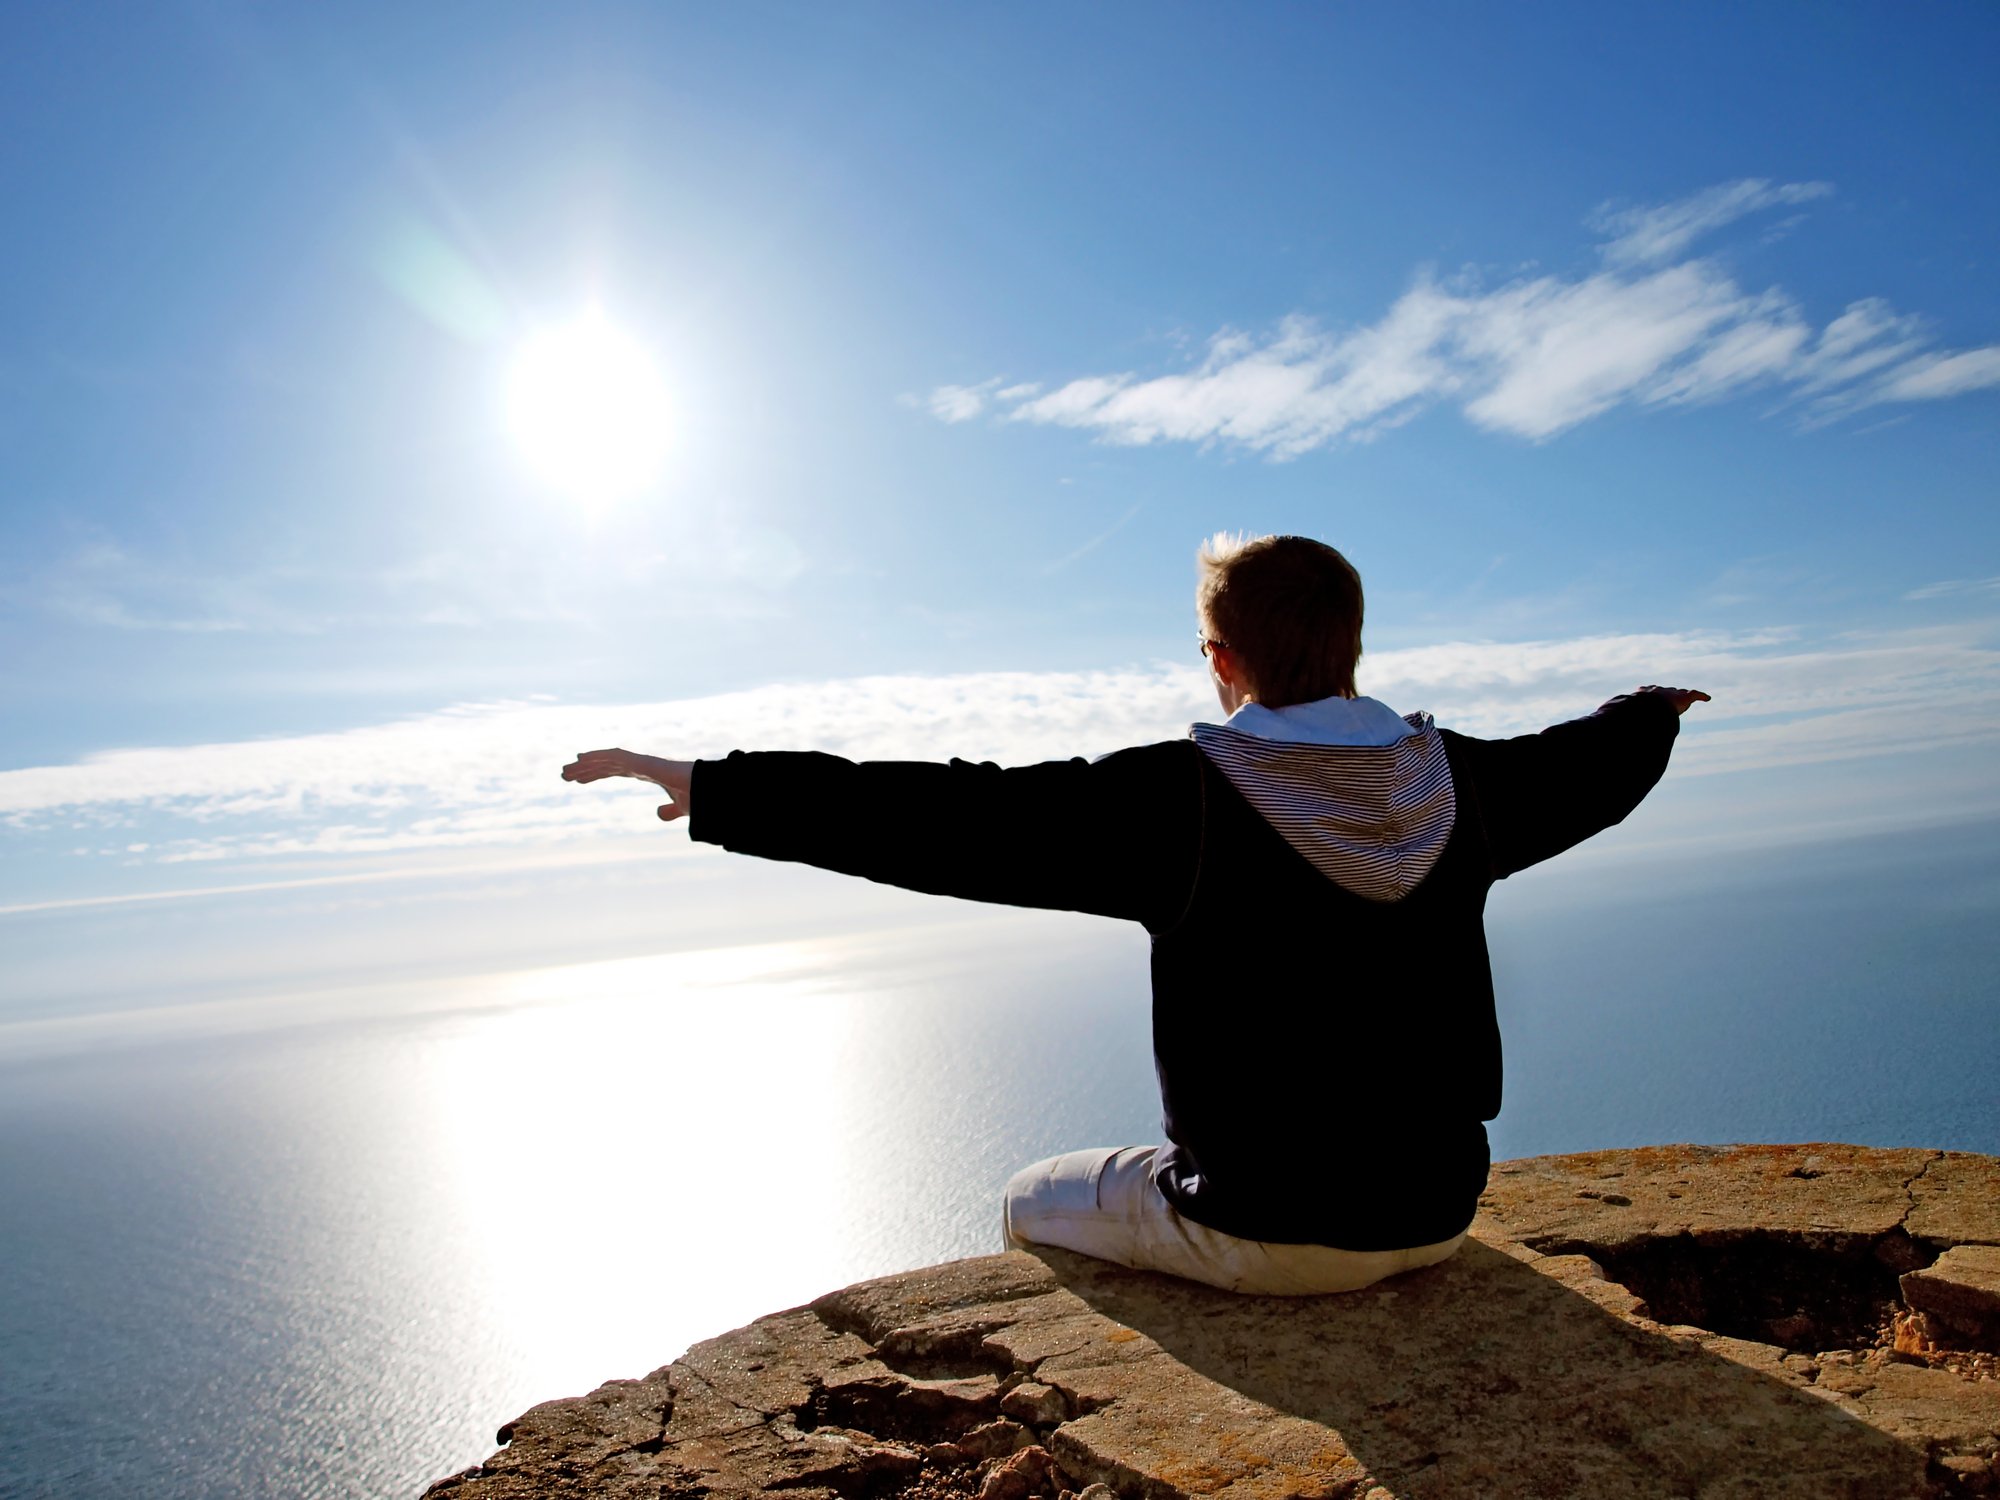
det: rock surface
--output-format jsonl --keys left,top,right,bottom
{"left": 1906, "top": 1247, "right": 2000, "bottom": 1352}
{"left": 425, "top": 1144, "right": 2000, "bottom": 1499}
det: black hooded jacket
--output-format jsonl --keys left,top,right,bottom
{"left": 688, "top": 690, "right": 1681, "bottom": 1250}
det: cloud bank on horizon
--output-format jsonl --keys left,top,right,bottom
{"left": 5, "top": 613, "right": 1996, "bottom": 902}
{"left": 923, "top": 180, "right": 2000, "bottom": 455}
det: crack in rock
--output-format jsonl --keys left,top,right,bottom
{"left": 1900, "top": 1151, "right": 1945, "bottom": 1235}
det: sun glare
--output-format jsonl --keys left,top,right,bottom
{"left": 505, "top": 311, "right": 672, "bottom": 504}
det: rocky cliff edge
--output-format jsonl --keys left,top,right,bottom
{"left": 425, "top": 1144, "right": 2000, "bottom": 1499}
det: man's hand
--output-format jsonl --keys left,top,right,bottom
{"left": 562, "top": 749, "right": 695, "bottom": 822}
{"left": 1633, "top": 685, "right": 1712, "bottom": 716}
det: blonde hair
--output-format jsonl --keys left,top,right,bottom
{"left": 1196, "top": 532, "right": 1364, "bottom": 707}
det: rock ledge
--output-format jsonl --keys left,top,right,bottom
{"left": 426, "top": 1144, "right": 2000, "bottom": 1499}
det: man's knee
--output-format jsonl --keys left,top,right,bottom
{"left": 999, "top": 1147, "right": 1124, "bottom": 1253}
{"left": 1001, "top": 1160, "right": 1044, "bottom": 1249}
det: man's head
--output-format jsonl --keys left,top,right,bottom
{"left": 1196, "top": 533, "right": 1364, "bottom": 710}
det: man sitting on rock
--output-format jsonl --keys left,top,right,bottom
{"left": 561, "top": 533, "right": 1707, "bottom": 1295}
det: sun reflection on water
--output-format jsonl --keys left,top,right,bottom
{"left": 420, "top": 941, "right": 868, "bottom": 1389}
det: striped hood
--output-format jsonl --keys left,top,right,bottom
{"left": 1189, "top": 696, "right": 1456, "bottom": 902}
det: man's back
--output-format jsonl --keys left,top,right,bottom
{"left": 1149, "top": 730, "right": 1500, "bottom": 1251}
{"left": 685, "top": 689, "right": 1684, "bottom": 1251}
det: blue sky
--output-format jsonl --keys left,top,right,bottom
{"left": 3, "top": 3, "right": 1997, "bottom": 1019}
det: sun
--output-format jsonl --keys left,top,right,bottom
{"left": 505, "top": 311, "right": 672, "bottom": 504}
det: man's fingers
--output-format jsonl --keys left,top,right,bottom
{"left": 1630, "top": 684, "right": 1712, "bottom": 716}
{"left": 564, "top": 751, "right": 689, "bottom": 806}
{"left": 658, "top": 802, "right": 686, "bottom": 822}
{"left": 564, "top": 749, "right": 637, "bottom": 782}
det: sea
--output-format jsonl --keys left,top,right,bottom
{"left": 2, "top": 818, "right": 1996, "bottom": 1499}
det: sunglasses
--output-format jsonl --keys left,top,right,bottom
{"left": 1197, "top": 635, "right": 1232, "bottom": 659}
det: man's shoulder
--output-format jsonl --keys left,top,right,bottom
{"left": 1434, "top": 724, "right": 1480, "bottom": 755}
{"left": 1087, "top": 737, "right": 1201, "bottom": 774}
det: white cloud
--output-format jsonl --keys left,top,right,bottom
{"left": 1793, "top": 298, "right": 1929, "bottom": 390}
{"left": 1590, "top": 179, "right": 1833, "bottom": 266}
{"left": 932, "top": 182, "right": 1997, "bottom": 455}
{"left": 5, "top": 617, "right": 1995, "bottom": 885}
{"left": 1873, "top": 346, "right": 2000, "bottom": 403}
{"left": 1005, "top": 296, "right": 1464, "bottom": 457}
{"left": 1645, "top": 306, "right": 1811, "bottom": 407}
{"left": 1457, "top": 263, "right": 1749, "bottom": 438}
{"left": 1010, "top": 374, "right": 1138, "bottom": 430}
{"left": 923, "top": 379, "right": 1002, "bottom": 423}
{"left": 0, "top": 671, "right": 1212, "bottom": 871}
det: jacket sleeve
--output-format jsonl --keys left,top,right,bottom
{"left": 685, "top": 739, "right": 1203, "bottom": 932}
{"left": 1449, "top": 692, "right": 1682, "bottom": 880}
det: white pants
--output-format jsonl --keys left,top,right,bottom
{"left": 1002, "top": 1146, "right": 1466, "bottom": 1296}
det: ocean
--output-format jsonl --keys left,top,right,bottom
{"left": 2, "top": 818, "right": 1995, "bottom": 1499}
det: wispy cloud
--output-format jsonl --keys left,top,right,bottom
{"left": 907, "top": 379, "right": 1047, "bottom": 424}
{"left": 0, "top": 540, "right": 313, "bottom": 634}
{"left": 920, "top": 380, "right": 1002, "bottom": 423}
{"left": 923, "top": 181, "right": 2000, "bottom": 456}
{"left": 4, "top": 514, "right": 808, "bottom": 638}
{"left": 5, "top": 615, "right": 1995, "bottom": 886}
{"left": 1040, "top": 503, "right": 1142, "bottom": 575}
{"left": 1371, "top": 621, "right": 2000, "bottom": 778}
{"left": 1589, "top": 178, "right": 1833, "bottom": 266}
{"left": 1906, "top": 576, "right": 2000, "bottom": 603}
{"left": 1873, "top": 346, "right": 2000, "bottom": 403}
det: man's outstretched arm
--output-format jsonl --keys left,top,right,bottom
{"left": 562, "top": 742, "right": 1203, "bottom": 932}
{"left": 1450, "top": 684, "right": 1709, "bottom": 880}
